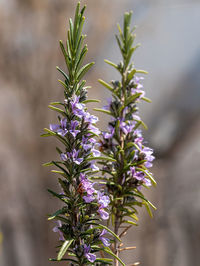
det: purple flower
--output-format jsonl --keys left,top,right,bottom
{"left": 134, "top": 129, "right": 142, "bottom": 137}
{"left": 81, "top": 136, "right": 92, "bottom": 151}
{"left": 50, "top": 118, "right": 68, "bottom": 136}
{"left": 49, "top": 124, "right": 60, "bottom": 131}
{"left": 80, "top": 173, "right": 96, "bottom": 203}
{"left": 102, "top": 125, "right": 114, "bottom": 139}
{"left": 84, "top": 112, "right": 99, "bottom": 124}
{"left": 120, "top": 120, "right": 136, "bottom": 135}
{"left": 135, "top": 76, "right": 144, "bottom": 86}
{"left": 88, "top": 124, "right": 101, "bottom": 135}
{"left": 135, "top": 136, "right": 143, "bottom": 145}
{"left": 91, "top": 148, "right": 101, "bottom": 157}
{"left": 98, "top": 208, "right": 109, "bottom": 220}
{"left": 84, "top": 244, "right": 96, "bottom": 263}
{"left": 70, "top": 95, "right": 86, "bottom": 118}
{"left": 60, "top": 153, "right": 67, "bottom": 161}
{"left": 129, "top": 166, "right": 152, "bottom": 186}
{"left": 97, "top": 192, "right": 110, "bottom": 220}
{"left": 61, "top": 150, "right": 83, "bottom": 165}
{"left": 103, "top": 97, "right": 112, "bottom": 111}
{"left": 53, "top": 220, "right": 65, "bottom": 241}
{"left": 97, "top": 192, "right": 110, "bottom": 208}
{"left": 80, "top": 174, "right": 96, "bottom": 195}
{"left": 90, "top": 161, "right": 99, "bottom": 171}
{"left": 69, "top": 149, "right": 83, "bottom": 165}
{"left": 129, "top": 166, "right": 144, "bottom": 181}
{"left": 99, "top": 229, "right": 110, "bottom": 247}
{"left": 131, "top": 76, "right": 145, "bottom": 97}
{"left": 83, "top": 195, "right": 95, "bottom": 203}
{"left": 143, "top": 178, "right": 151, "bottom": 187}
{"left": 69, "top": 120, "right": 80, "bottom": 137}
{"left": 89, "top": 137, "right": 97, "bottom": 144}
{"left": 69, "top": 95, "right": 79, "bottom": 109}
{"left": 140, "top": 146, "right": 155, "bottom": 168}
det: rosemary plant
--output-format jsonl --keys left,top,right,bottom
{"left": 96, "top": 11, "right": 157, "bottom": 263}
{"left": 42, "top": 3, "right": 123, "bottom": 265}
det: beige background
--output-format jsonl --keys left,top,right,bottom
{"left": 0, "top": 0, "right": 200, "bottom": 265}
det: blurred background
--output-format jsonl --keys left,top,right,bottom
{"left": 0, "top": 0, "right": 200, "bottom": 265}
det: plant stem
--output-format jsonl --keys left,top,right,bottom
{"left": 114, "top": 211, "right": 121, "bottom": 266}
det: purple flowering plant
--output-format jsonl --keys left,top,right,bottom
{"left": 42, "top": 3, "right": 124, "bottom": 265}
{"left": 95, "top": 12, "right": 157, "bottom": 263}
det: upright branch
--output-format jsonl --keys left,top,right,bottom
{"left": 42, "top": 3, "right": 124, "bottom": 265}
{"left": 97, "top": 11, "right": 157, "bottom": 264}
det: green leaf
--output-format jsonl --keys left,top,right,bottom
{"left": 89, "top": 223, "right": 121, "bottom": 242}
{"left": 103, "top": 246, "right": 125, "bottom": 266}
{"left": 73, "top": 2, "right": 80, "bottom": 41}
{"left": 82, "top": 99, "right": 100, "bottom": 103}
{"left": 58, "top": 79, "right": 69, "bottom": 90}
{"left": 127, "top": 68, "right": 136, "bottom": 81}
{"left": 57, "top": 239, "right": 73, "bottom": 261}
{"left": 144, "top": 201, "right": 153, "bottom": 218}
{"left": 126, "top": 35, "right": 134, "bottom": 51}
{"left": 75, "top": 15, "right": 85, "bottom": 48}
{"left": 115, "top": 35, "right": 124, "bottom": 54}
{"left": 69, "top": 18, "right": 74, "bottom": 47}
{"left": 40, "top": 133, "right": 51, "bottom": 137}
{"left": 95, "top": 258, "right": 113, "bottom": 264}
{"left": 140, "top": 120, "right": 148, "bottom": 130}
{"left": 136, "top": 69, "right": 148, "bottom": 74}
{"left": 76, "top": 62, "right": 94, "bottom": 81}
{"left": 85, "top": 156, "right": 116, "bottom": 162}
{"left": 51, "top": 170, "right": 68, "bottom": 179}
{"left": 123, "top": 220, "right": 138, "bottom": 226}
{"left": 47, "top": 189, "right": 66, "bottom": 203}
{"left": 43, "top": 128, "right": 56, "bottom": 136}
{"left": 133, "top": 191, "right": 157, "bottom": 210}
{"left": 125, "top": 93, "right": 141, "bottom": 105}
{"left": 56, "top": 66, "right": 69, "bottom": 83}
{"left": 48, "top": 208, "right": 66, "bottom": 220}
{"left": 48, "top": 105, "right": 66, "bottom": 116}
{"left": 93, "top": 108, "right": 112, "bottom": 116}
{"left": 117, "top": 23, "right": 123, "bottom": 41}
{"left": 51, "top": 170, "right": 64, "bottom": 174}
{"left": 75, "top": 45, "right": 88, "bottom": 72}
{"left": 49, "top": 101, "right": 64, "bottom": 106}
{"left": 49, "top": 258, "right": 78, "bottom": 263}
{"left": 125, "top": 142, "right": 135, "bottom": 150}
{"left": 136, "top": 168, "right": 156, "bottom": 186}
{"left": 125, "top": 45, "right": 139, "bottom": 68}
{"left": 130, "top": 213, "right": 139, "bottom": 221}
{"left": 52, "top": 161, "right": 70, "bottom": 179}
{"left": 98, "top": 79, "right": 113, "bottom": 92}
{"left": 141, "top": 96, "right": 152, "bottom": 103}
{"left": 59, "top": 41, "right": 71, "bottom": 72}
{"left": 42, "top": 161, "right": 54, "bottom": 167}
{"left": 104, "top": 59, "right": 120, "bottom": 72}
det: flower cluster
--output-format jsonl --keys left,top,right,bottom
{"left": 101, "top": 76, "right": 155, "bottom": 190}
{"left": 80, "top": 173, "right": 110, "bottom": 220}
{"left": 48, "top": 90, "right": 112, "bottom": 263}
{"left": 83, "top": 229, "right": 110, "bottom": 263}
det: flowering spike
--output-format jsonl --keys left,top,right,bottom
{"left": 98, "top": 10, "right": 156, "bottom": 262}
{"left": 42, "top": 3, "right": 117, "bottom": 265}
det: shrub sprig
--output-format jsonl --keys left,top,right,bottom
{"left": 42, "top": 3, "right": 123, "bottom": 265}
{"left": 97, "top": 11, "right": 156, "bottom": 262}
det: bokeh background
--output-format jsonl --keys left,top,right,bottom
{"left": 0, "top": 0, "right": 200, "bottom": 265}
